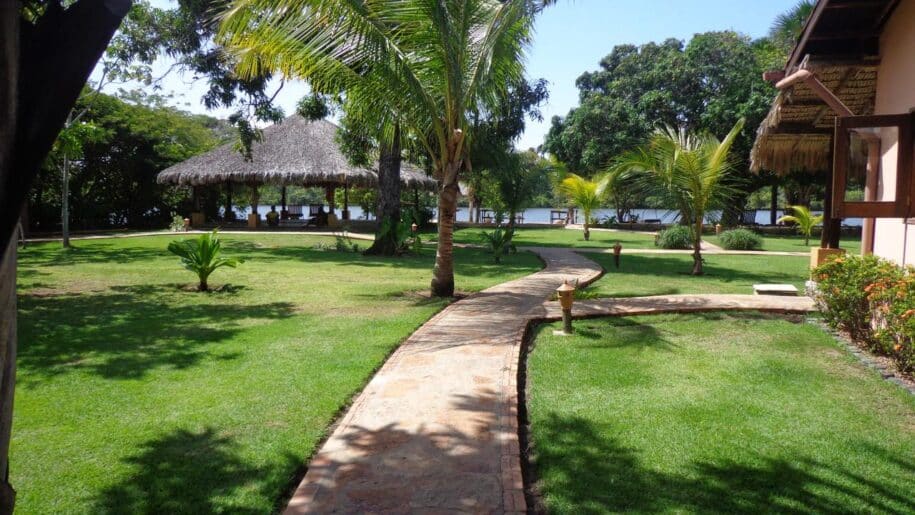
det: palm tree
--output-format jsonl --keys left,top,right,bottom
{"left": 558, "top": 173, "right": 610, "bottom": 241}
{"left": 218, "top": 1, "right": 551, "bottom": 297}
{"left": 769, "top": 1, "right": 815, "bottom": 54}
{"left": 778, "top": 205, "right": 823, "bottom": 246}
{"left": 615, "top": 120, "right": 745, "bottom": 275}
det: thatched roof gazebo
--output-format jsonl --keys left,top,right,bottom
{"left": 157, "top": 115, "right": 437, "bottom": 225}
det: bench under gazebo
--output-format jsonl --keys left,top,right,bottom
{"left": 157, "top": 115, "right": 437, "bottom": 227}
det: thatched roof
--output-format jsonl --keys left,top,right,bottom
{"left": 157, "top": 115, "right": 437, "bottom": 191}
{"left": 751, "top": 64, "right": 877, "bottom": 175}
{"left": 751, "top": 0, "right": 898, "bottom": 175}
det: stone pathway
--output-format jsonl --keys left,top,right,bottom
{"left": 284, "top": 247, "right": 602, "bottom": 514}
{"left": 543, "top": 293, "right": 816, "bottom": 320}
{"left": 283, "top": 248, "right": 817, "bottom": 514}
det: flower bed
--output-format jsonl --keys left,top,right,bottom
{"left": 813, "top": 255, "right": 915, "bottom": 374}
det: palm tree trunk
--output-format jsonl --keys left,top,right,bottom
{"left": 0, "top": 236, "right": 17, "bottom": 511}
{"left": 431, "top": 180, "right": 460, "bottom": 297}
{"left": 61, "top": 152, "right": 70, "bottom": 248}
{"left": 692, "top": 220, "right": 704, "bottom": 275}
{"left": 365, "top": 125, "right": 402, "bottom": 256}
{"left": 583, "top": 221, "right": 590, "bottom": 241}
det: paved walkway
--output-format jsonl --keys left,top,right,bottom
{"left": 284, "top": 248, "right": 817, "bottom": 513}
{"left": 285, "top": 248, "right": 602, "bottom": 514}
{"left": 543, "top": 293, "right": 816, "bottom": 320}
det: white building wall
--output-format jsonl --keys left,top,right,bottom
{"left": 873, "top": 0, "right": 915, "bottom": 265}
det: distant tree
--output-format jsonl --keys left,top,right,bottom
{"left": 32, "top": 92, "right": 222, "bottom": 231}
{"left": 544, "top": 32, "right": 774, "bottom": 223}
{"left": 769, "top": 1, "right": 815, "bottom": 55}
{"left": 478, "top": 150, "right": 552, "bottom": 230}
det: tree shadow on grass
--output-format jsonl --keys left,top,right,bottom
{"left": 93, "top": 427, "right": 299, "bottom": 515}
{"left": 17, "top": 284, "right": 295, "bottom": 383}
{"left": 532, "top": 413, "right": 915, "bottom": 514}
{"left": 19, "top": 242, "right": 170, "bottom": 267}
{"left": 573, "top": 317, "right": 678, "bottom": 351}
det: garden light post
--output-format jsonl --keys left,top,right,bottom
{"left": 715, "top": 223, "right": 722, "bottom": 235}
{"left": 613, "top": 242, "right": 622, "bottom": 269}
{"left": 556, "top": 280, "right": 576, "bottom": 335}
{"left": 411, "top": 222, "right": 418, "bottom": 234}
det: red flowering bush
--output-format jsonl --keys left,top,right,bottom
{"left": 812, "top": 255, "right": 914, "bottom": 373}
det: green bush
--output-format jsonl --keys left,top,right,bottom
{"left": 813, "top": 255, "right": 914, "bottom": 373}
{"left": 167, "top": 230, "right": 243, "bottom": 291}
{"left": 480, "top": 227, "right": 516, "bottom": 263}
{"left": 718, "top": 228, "right": 762, "bottom": 250}
{"left": 655, "top": 226, "right": 692, "bottom": 249}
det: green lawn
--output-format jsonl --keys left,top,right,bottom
{"left": 434, "top": 227, "right": 658, "bottom": 249}
{"left": 528, "top": 313, "right": 915, "bottom": 514}
{"left": 13, "top": 233, "right": 540, "bottom": 514}
{"left": 579, "top": 253, "right": 810, "bottom": 297}
{"left": 705, "top": 233, "right": 862, "bottom": 254}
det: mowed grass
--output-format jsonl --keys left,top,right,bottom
{"left": 13, "top": 233, "right": 541, "bottom": 514}
{"left": 528, "top": 313, "right": 915, "bottom": 514}
{"left": 436, "top": 227, "right": 658, "bottom": 249}
{"left": 705, "top": 233, "right": 862, "bottom": 254}
{"left": 579, "top": 253, "right": 809, "bottom": 297}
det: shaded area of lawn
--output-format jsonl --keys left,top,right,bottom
{"left": 581, "top": 253, "right": 809, "bottom": 297}
{"left": 528, "top": 313, "right": 915, "bottom": 514}
{"left": 421, "top": 227, "right": 658, "bottom": 249}
{"left": 705, "top": 233, "right": 862, "bottom": 254}
{"left": 13, "top": 234, "right": 541, "bottom": 514}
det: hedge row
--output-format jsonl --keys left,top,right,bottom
{"left": 813, "top": 255, "right": 915, "bottom": 373}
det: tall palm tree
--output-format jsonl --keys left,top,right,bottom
{"left": 218, "top": 0, "right": 551, "bottom": 297}
{"left": 558, "top": 173, "right": 610, "bottom": 241}
{"left": 615, "top": 120, "right": 745, "bottom": 275}
{"left": 769, "top": 0, "right": 815, "bottom": 54}
{"left": 778, "top": 205, "right": 823, "bottom": 246}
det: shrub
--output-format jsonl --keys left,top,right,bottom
{"left": 167, "top": 230, "right": 243, "bottom": 291}
{"left": 812, "top": 255, "right": 914, "bottom": 373}
{"left": 169, "top": 214, "right": 186, "bottom": 232}
{"left": 718, "top": 228, "right": 762, "bottom": 250}
{"left": 480, "top": 227, "right": 516, "bottom": 263}
{"left": 655, "top": 226, "right": 692, "bottom": 249}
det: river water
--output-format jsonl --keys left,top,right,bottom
{"left": 235, "top": 205, "right": 864, "bottom": 227}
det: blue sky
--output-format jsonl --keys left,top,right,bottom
{"left": 136, "top": 0, "right": 800, "bottom": 150}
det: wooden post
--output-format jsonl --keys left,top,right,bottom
{"left": 224, "top": 182, "right": 234, "bottom": 221}
{"left": 861, "top": 139, "right": 880, "bottom": 255}
{"left": 770, "top": 183, "right": 778, "bottom": 226}
{"left": 822, "top": 134, "right": 842, "bottom": 249}
{"left": 248, "top": 183, "right": 260, "bottom": 228}
{"left": 342, "top": 184, "right": 349, "bottom": 221}
{"left": 325, "top": 186, "right": 336, "bottom": 214}
{"left": 280, "top": 185, "right": 287, "bottom": 219}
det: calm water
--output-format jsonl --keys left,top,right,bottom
{"left": 235, "top": 205, "right": 864, "bottom": 227}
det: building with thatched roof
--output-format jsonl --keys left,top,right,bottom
{"left": 157, "top": 115, "right": 437, "bottom": 226}
{"left": 752, "top": 0, "right": 915, "bottom": 264}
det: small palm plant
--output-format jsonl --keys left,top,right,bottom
{"left": 480, "top": 228, "right": 516, "bottom": 264}
{"left": 558, "top": 174, "right": 610, "bottom": 241}
{"left": 778, "top": 205, "right": 823, "bottom": 246}
{"left": 168, "top": 230, "right": 242, "bottom": 291}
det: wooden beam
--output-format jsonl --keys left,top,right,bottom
{"left": 787, "top": 0, "right": 831, "bottom": 72}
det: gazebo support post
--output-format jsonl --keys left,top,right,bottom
{"left": 224, "top": 182, "right": 235, "bottom": 222}
{"left": 248, "top": 183, "right": 260, "bottom": 228}
{"left": 813, "top": 136, "right": 844, "bottom": 267}
{"left": 190, "top": 186, "right": 205, "bottom": 227}
{"left": 342, "top": 184, "right": 350, "bottom": 221}
{"left": 770, "top": 183, "right": 778, "bottom": 226}
{"left": 280, "top": 186, "right": 288, "bottom": 220}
